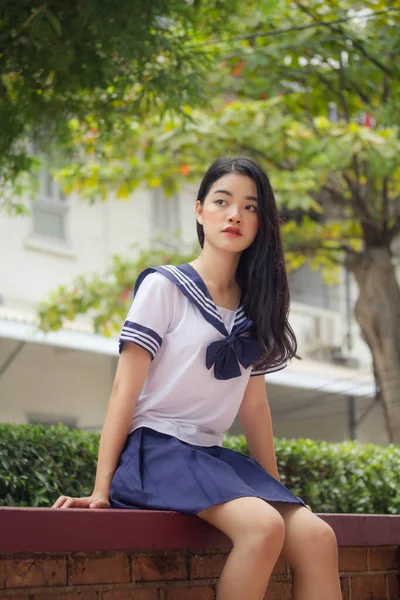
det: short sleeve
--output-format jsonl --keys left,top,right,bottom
{"left": 250, "top": 362, "right": 288, "bottom": 377}
{"left": 118, "top": 272, "right": 174, "bottom": 358}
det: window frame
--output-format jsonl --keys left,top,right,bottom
{"left": 30, "top": 166, "right": 70, "bottom": 243}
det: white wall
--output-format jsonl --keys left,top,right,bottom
{"left": 178, "top": 184, "right": 200, "bottom": 250}
{"left": 0, "top": 338, "right": 113, "bottom": 428}
{"left": 230, "top": 383, "right": 388, "bottom": 445}
{"left": 0, "top": 189, "right": 153, "bottom": 309}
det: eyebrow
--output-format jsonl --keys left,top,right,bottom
{"left": 213, "top": 189, "right": 258, "bottom": 202}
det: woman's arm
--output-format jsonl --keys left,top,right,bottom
{"left": 53, "top": 343, "right": 151, "bottom": 508}
{"left": 92, "top": 343, "right": 151, "bottom": 496}
{"left": 237, "top": 375, "right": 280, "bottom": 481}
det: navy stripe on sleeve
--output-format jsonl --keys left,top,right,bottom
{"left": 118, "top": 321, "right": 163, "bottom": 359}
{"left": 250, "top": 363, "right": 287, "bottom": 377}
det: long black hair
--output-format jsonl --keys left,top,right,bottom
{"left": 196, "top": 156, "right": 299, "bottom": 370}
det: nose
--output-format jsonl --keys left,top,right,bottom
{"left": 228, "top": 206, "right": 242, "bottom": 223}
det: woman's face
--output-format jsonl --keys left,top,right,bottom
{"left": 195, "top": 173, "right": 259, "bottom": 252}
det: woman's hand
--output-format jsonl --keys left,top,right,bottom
{"left": 52, "top": 492, "right": 110, "bottom": 509}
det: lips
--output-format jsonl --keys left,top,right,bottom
{"left": 223, "top": 227, "right": 242, "bottom": 236}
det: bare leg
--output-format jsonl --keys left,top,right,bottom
{"left": 197, "top": 497, "right": 285, "bottom": 600}
{"left": 272, "top": 503, "right": 342, "bottom": 600}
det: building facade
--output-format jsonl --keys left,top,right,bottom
{"left": 0, "top": 175, "right": 387, "bottom": 444}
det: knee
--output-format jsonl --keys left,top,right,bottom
{"left": 242, "top": 511, "right": 286, "bottom": 554}
{"left": 303, "top": 518, "right": 338, "bottom": 557}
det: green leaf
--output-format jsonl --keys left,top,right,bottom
{"left": 44, "top": 9, "right": 62, "bottom": 36}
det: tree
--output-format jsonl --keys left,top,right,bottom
{"left": 31, "top": 1, "right": 400, "bottom": 438}
{"left": 37, "top": 243, "right": 199, "bottom": 337}
{"left": 215, "top": 0, "right": 400, "bottom": 441}
{"left": 0, "top": 0, "right": 238, "bottom": 212}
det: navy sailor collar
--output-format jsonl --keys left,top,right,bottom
{"left": 134, "top": 263, "right": 262, "bottom": 379}
{"left": 159, "top": 263, "right": 249, "bottom": 337}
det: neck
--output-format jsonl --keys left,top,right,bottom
{"left": 190, "top": 243, "right": 241, "bottom": 293}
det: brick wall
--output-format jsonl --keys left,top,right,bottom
{"left": 0, "top": 509, "right": 399, "bottom": 600}
{"left": 0, "top": 546, "right": 399, "bottom": 599}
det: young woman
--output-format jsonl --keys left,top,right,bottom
{"left": 53, "top": 157, "right": 342, "bottom": 600}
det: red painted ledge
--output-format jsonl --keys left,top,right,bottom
{"left": 1, "top": 508, "right": 399, "bottom": 554}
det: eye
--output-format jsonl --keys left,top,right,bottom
{"left": 246, "top": 205, "right": 257, "bottom": 212}
{"left": 215, "top": 199, "right": 226, "bottom": 206}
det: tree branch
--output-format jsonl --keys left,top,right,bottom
{"left": 236, "top": 144, "right": 298, "bottom": 172}
{"left": 345, "top": 77, "right": 373, "bottom": 107}
{"left": 383, "top": 177, "right": 389, "bottom": 222}
{"left": 286, "top": 234, "right": 361, "bottom": 254}
{"left": 21, "top": 5, "right": 47, "bottom": 30}
{"left": 293, "top": 1, "right": 393, "bottom": 77}
{"left": 352, "top": 157, "right": 360, "bottom": 183}
{"left": 342, "top": 172, "right": 370, "bottom": 219}
{"left": 338, "top": 52, "right": 350, "bottom": 122}
{"left": 314, "top": 69, "right": 348, "bottom": 120}
{"left": 382, "top": 74, "right": 390, "bottom": 104}
{"left": 283, "top": 10, "right": 351, "bottom": 118}
{"left": 275, "top": 60, "right": 373, "bottom": 108}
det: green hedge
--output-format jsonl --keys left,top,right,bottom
{"left": 1, "top": 423, "right": 399, "bottom": 513}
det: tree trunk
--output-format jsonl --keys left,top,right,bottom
{"left": 345, "top": 247, "right": 400, "bottom": 443}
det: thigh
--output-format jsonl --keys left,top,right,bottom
{"left": 196, "top": 496, "right": 284, "bottom": 544}
{"left": 270, "top": 503, "right": 338, "bottom": 565}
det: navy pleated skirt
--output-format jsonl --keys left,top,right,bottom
{"left": 109, "top": 426, "right": 305, "bottom": 514}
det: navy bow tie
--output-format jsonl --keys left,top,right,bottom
{"left": 206, "top": 323, "right": 262, "bottom": 380}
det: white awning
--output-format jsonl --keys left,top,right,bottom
{"left": 0, "top": 307, "right": 375, "bottom": 398}
{"left": 0, "top": 307, "right": 117, "bottom": 357}
{"left": 267, "top": 364, "right": 374, "bottom": 398}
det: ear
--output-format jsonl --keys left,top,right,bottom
{"left": 195, "top": 200, "right": 203, "bottom": 225}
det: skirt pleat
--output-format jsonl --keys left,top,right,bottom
{"left": 109, "top": 426, "right": 305, "bottom": 514}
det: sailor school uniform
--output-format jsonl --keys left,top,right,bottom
{"left": 109, "top": 263, "right": 305, "bottom": 513}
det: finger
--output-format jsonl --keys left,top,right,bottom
{"left": 52, "top": 496, "right": 69, "bottom": 508}
{"left": 61, "top": 497, "right": 92, "bottom": 509}
{"left": 89, "top": 501, "right": 110, "bottom": 509}
{"left": 60, "top": 497, "right": 74, "bottom": 508}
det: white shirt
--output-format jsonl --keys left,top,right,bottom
{"left": 119, "top": 264, "right": 287, "bottom": 446}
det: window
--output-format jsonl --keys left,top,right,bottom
{"left": 32, "top": 167, "right": 68, "bottom": 240}
{"left": 152, "top": 188, "right": 181, "bottom": 248}
{"left": 289, "top": 264, "right": 340, "bottom": 311}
